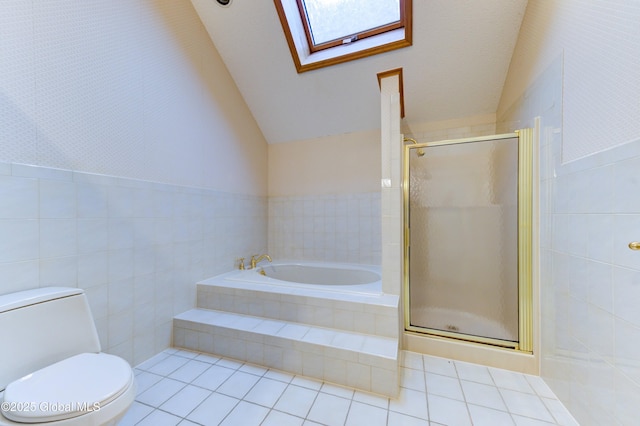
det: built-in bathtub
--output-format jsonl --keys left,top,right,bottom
{"left": 224, "top": 261, "right": 382, "bottom": 295}
{"left": 174, "top": 260, "right": 400, "bottom": 396}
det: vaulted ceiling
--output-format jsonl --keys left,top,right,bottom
{"left": 191, "top": 0, "right": 528, "bottom": 144}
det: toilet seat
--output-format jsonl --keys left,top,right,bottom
{"left": 1, "top": 353, "right": 133, "bottom": 424}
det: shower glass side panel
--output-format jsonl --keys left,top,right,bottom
{"left": 404, "top": 132, "right": 532, "bottom": 350}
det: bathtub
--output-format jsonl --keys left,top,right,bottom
{"left": 190, "top": 261, "right": 398, "bottom": 396}
{"left": 224, "top": 261, "right": 382, "bottom": 295}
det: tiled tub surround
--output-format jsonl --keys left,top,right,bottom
{"left": 268, "top": 193, "right": 381, "bottom": 265}
{"left": 0, "top": 161, "right": 267, "bottom": 366}
{"left": 173, "top": 266, "right": 400, "bottom": 397}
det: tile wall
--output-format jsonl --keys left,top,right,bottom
{"left": 0, "top": 0, "right": 269, "bottom": 368}
{"left": 268, "top": 192, "right": 381, "bottom": 265}
{"left": 498, "top": 53, "right": 640, "bottom": 424}
{"left": 540, "top": 134, "right": 640, "bottom": 425}
{"left": 0, "top": 161, "right": 267, "bottom": 367}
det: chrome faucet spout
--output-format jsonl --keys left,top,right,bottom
{"left": 250, "top": 254, "right": 272, "bottom": 269}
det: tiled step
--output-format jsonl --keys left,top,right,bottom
{"left": 173, "top": 308, "right": 399, "bottom": 397}
{"left": 196, "top": 280, "right": 399, "bottom": 338}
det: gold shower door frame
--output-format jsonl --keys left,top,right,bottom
{"left": 403, "top": 129, "right": 533, "bottom": 353}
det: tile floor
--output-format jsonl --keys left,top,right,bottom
{"left": 118, "top": 348, "right": 579, "bottom": 426}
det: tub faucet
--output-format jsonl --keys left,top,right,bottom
{"left": 250, "top": 254, "right": 272, "bottom": 269}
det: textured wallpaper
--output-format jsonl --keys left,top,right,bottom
{"left": 0, "top": 0, "right": 267, "bottom": 193}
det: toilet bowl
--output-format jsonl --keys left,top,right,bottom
{"left": 0, "top": 287, "right": 136, "bottom": 425}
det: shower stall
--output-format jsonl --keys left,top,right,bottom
{"left": 403, "top": 130, "right": 533, "bottom": 352}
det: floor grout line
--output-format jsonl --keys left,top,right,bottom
{"left": 120, "top": 349, "right": 576, "bottom": 426}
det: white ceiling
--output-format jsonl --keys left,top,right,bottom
{"left": 191, "top": 0, "right": 528, "bottom": 144}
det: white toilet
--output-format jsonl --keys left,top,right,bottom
{"left": 0, "top": 287, "right": 136, "bottom": 425}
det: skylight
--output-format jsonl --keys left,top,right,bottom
{"left": 274, "top": 0, "right": 412, "bottom": 73}
{"left": 300, "top": 0, "right": 401, "bottom": 49}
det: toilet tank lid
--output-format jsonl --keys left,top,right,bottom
{"left": 0, "top": 287, "right": 83, "bottom": 314}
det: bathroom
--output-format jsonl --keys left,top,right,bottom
{"left": 1, "top": 0, "right": 639, "bottom": 425}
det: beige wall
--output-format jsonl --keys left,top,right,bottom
{"left": 402, "top": 113, "right": 497, "bottom": 142}
{"left": 0, "top": 0, "right": 267, "bottom": 195}
{"left": 268, "top": 130, "right": 381, "bottom": 197}
{"left": 267, "top": 113, "right": 498, "bottom": 198}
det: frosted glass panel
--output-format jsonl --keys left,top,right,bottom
{"left": 408, "top": 137, "right": 519, "bottom": 342}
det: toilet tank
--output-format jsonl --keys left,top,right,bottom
{"left": 0, "top": 287, "right": 102, "bottom": 391}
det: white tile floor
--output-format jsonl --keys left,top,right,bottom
{"left": 119, "top": 349, "right": 579, "bottom": 426}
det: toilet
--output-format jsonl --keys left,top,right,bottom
{"left": 0, "top": 287, "right": 136, "bottom": 425}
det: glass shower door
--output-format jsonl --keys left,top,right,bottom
{"left": 405, "top": 133, "right": 528, "bottom": 348}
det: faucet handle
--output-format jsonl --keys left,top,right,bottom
{"left": 237, "top": 257, "right": 245, "bottom": 270}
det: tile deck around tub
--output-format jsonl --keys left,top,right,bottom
{"left": 173, "top": 308, "right": 398, "bottom": 396}
{"left": 179, "top": 275, "right": 401, "bottom": 397}
{"left": 196, "top": 278, "right": 400, "bottom": 338}
{"left": 119, "top": 348, "right": 579, "bottom": 426}
{"left": 174, "top": 309, "right": 398, "bottom": 360}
